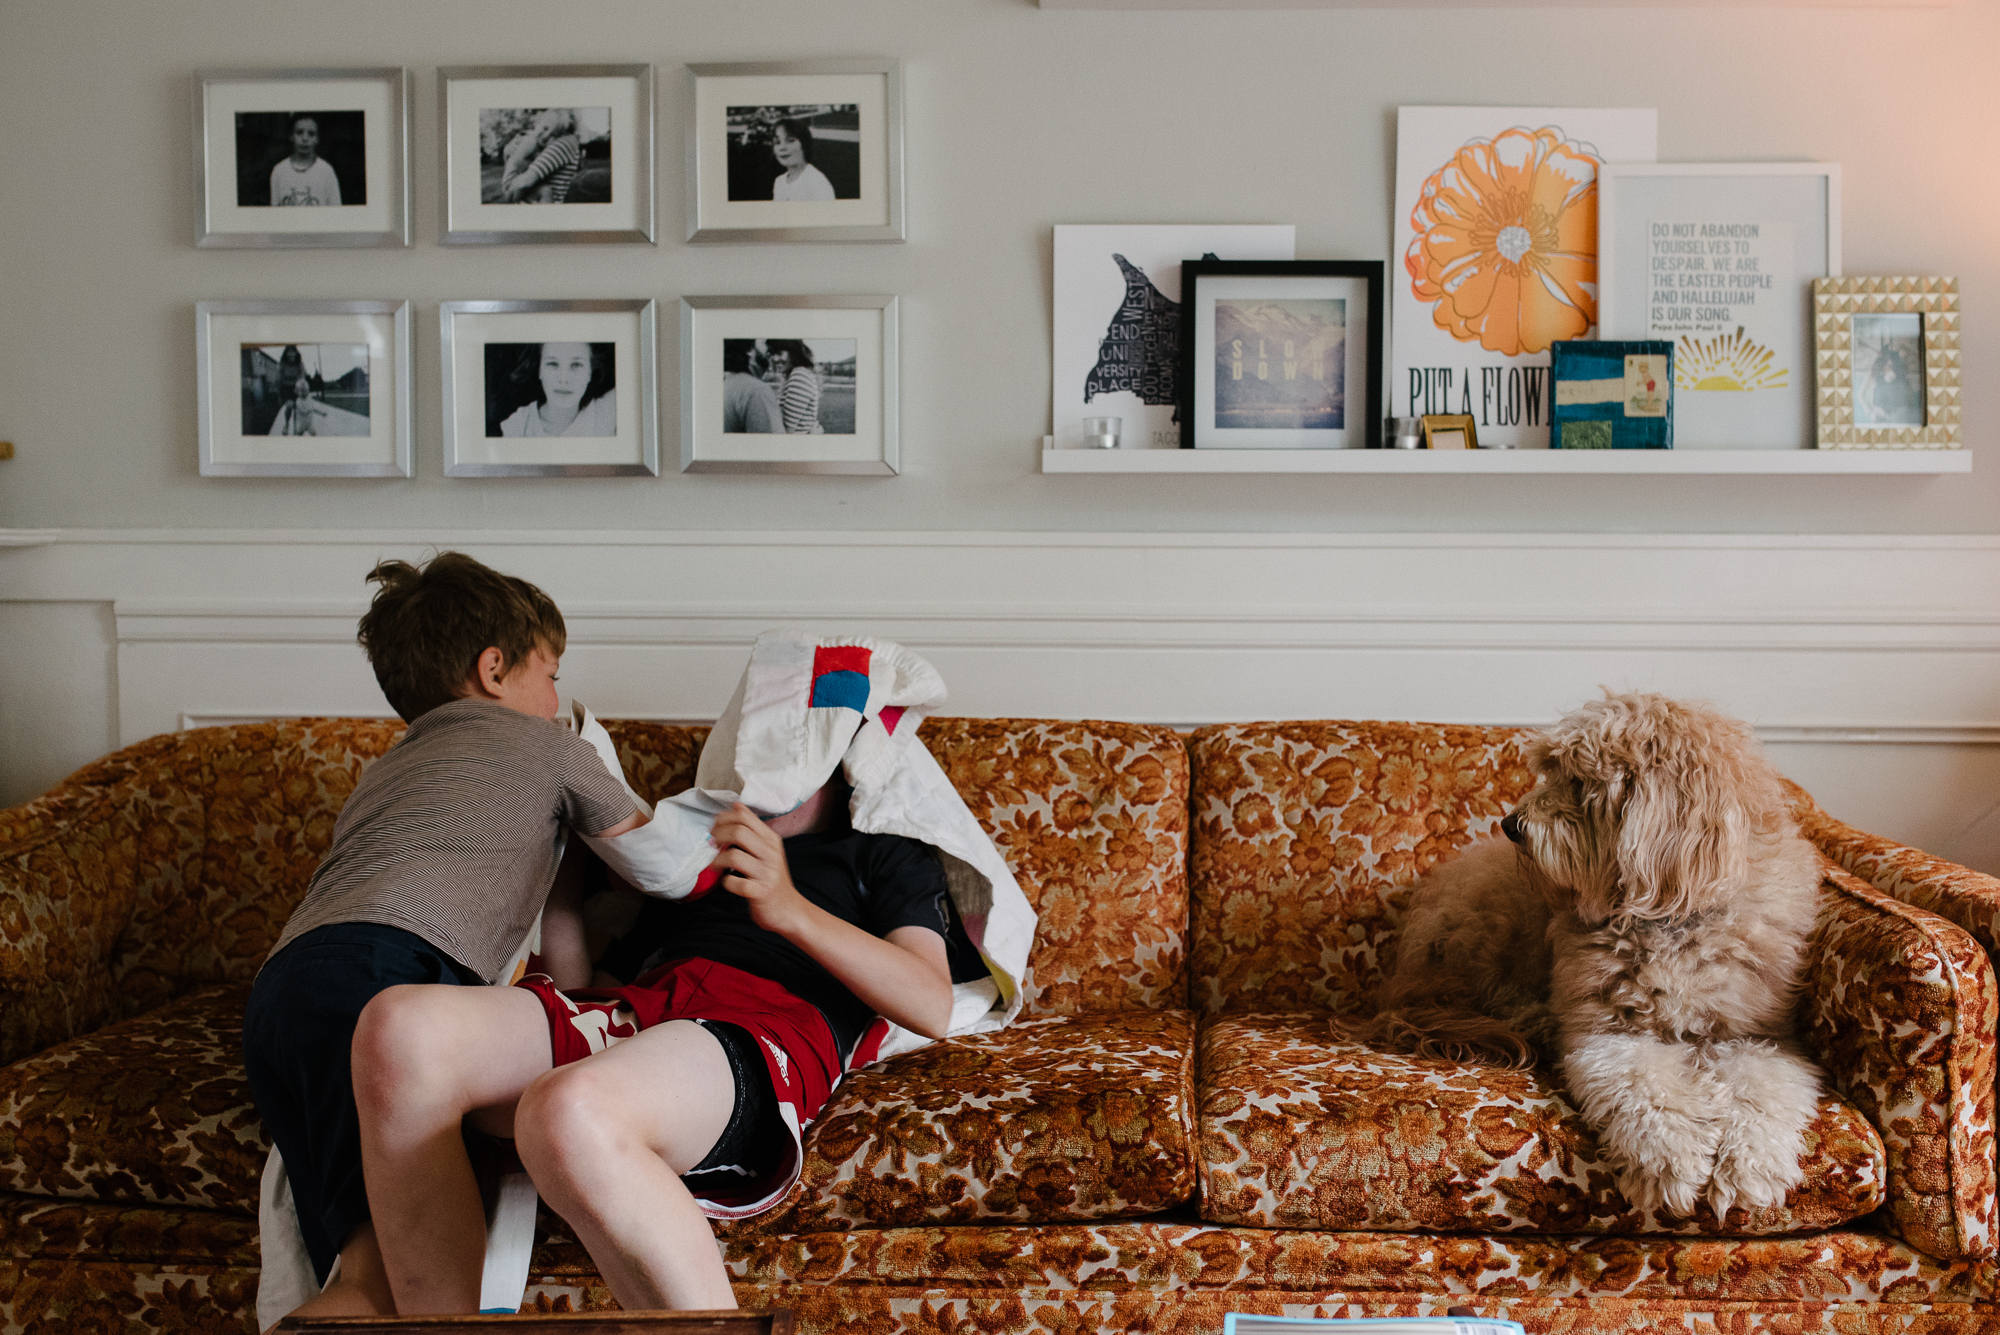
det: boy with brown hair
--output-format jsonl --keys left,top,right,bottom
{"left": 242, "top": 551, "right": 646, "bottom": 1324}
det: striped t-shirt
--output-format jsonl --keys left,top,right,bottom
{"left": 780, "top": 368, "right": 823, "bottom": 435}
{"left": 268, "top": 698, "right": 637, "bottom": 981}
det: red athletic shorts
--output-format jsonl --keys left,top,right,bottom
{"left": 513, "top": 957, "right": 848, "bottom": 1218}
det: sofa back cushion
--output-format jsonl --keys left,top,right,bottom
{"left": 1187, "top": 721, "right": 1535, "bottom": 1016}
{"left": 608, "top": 718, "right": 1191, "bottom": 1015}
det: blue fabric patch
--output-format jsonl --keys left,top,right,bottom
{"left": 809, "top": 669, "right": 870, "bottom": 713}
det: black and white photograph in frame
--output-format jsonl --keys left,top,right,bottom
{"left": 720, "top": 339, "right": 857, "bottom": 434}
{"left": 1178, "top": 260, "right": 1385, "bottom": 449}
{"left": 440, "top": 66, "right": 653, "bottom": 244}
{"left": 194, "top": 69, "right": 408, "bottom": 247}
{"left": 441, "top": 300, "right": 658, "bottom": 476}
{"left": 725, "top": 105, "right": 861, "bottom": 202}
{"left": 241, "top": 342, "right": 372, "bottom": 436}
{"left": 1851, "top": 313, "right": 1925, "bottom": 428}
{"left": 197, "top": 300, "right": 411, "bottom": 475}
{"left": 477, "top": 107, "right": 612, "bottom": 205}
{"left": 682, "top": 297, "right": 897, "bottom": 473}
{"left": 483, "top": 341, "right": 618, "bottom": 437}
{"left": 687, "top": 61, "right": 902, "bottom": 242}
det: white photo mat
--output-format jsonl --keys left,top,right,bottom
{"left": 1391, "top": 107, "right": 1658, "bottom": 449}
{"left": 197, "top": 301, "right": 410, "bottom": 476}
{"left": 1190, "top": 274, "right": 1373, "bottom": 450}
{"left": 441, "top": 301, "right": 658, "bottom": 476}
{"left": 680, "top": 297, "right": 896, "bottom": 473}
{"left": 440, "top": 67, "right": 653, "bottom": 243}
{"left": 1599, "top": 162, "right": 1841, "bottom": 450}
{"left": 1052, "top": 225, "right": 1295, "bottom": 452}
{"left": 685, "top": 61, "right": 902, "bottom": 242}
{"left": 194, "top": 69, "right": 407, "bottom": 247}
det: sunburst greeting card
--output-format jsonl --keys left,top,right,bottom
{"left": 1392, "top": 107, "right": 1657, "bottom": 449}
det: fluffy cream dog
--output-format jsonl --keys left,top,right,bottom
{"left": 1364, "top": 691, "right": 1825, "bottom": 1218}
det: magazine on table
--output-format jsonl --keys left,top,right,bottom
{"left": 1222, "top": 1316, "right": 1525, "bottom": 1335}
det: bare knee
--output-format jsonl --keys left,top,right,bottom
{"left": 351, "top": 985, "right": 465, "bottom": 1118}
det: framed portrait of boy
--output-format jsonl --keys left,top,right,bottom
{"left": 193, "top": 68, "right": 409, "bottom": 248}
{"left": 197, "top": 299, "right": 412, "bottom": 476}
{"left": 685, "top": 60, "right": 904, "bottom": 243}
{"left": 439, "top": 65, "right": 655, "bottom": 245}
{"left": 1812, "top": 276, "right": 1961, "bottom": 450}
{"left": 440, "top": 299, "right": 659, "bottom": 476}
{"left": 1178, "top": 260, "right": 1385, "bottom": 450}
{"left": 679, "top": 296, "right": 898, "bottom": 473}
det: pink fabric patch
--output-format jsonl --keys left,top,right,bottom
{"left": 879, "top": 705, "right": 906, "bottom": 735}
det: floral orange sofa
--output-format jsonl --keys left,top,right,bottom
{"left": 1, "top": 716, "right": 1996, "bottom": 1335}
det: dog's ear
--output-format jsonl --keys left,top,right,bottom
{"left": 1613, "top": 760, "right": 1751, "bottom": 920}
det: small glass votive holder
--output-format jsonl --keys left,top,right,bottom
{"left": 1389, "top": 417, "right": 1423, "bottom": 450}
{"left": 1081, "top": 415, "right": 1122, "bottom": 449}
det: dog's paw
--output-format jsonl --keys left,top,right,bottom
{"left": 1707, "top": 1120, "right": 1806, "bottom": 1218}
{"left": 1616, "top": 1149, "right": 1712, "bottom": 1218}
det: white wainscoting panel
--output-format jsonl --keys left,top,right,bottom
{"left": 5, "top": 529, "right": 1999, "bottom": 871}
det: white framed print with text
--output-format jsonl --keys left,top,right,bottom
{"left": 685, "top": 60, "right": 904, "bottom": 243}
{"left": 439, "top": 65, "right": 655, "bottom": 244}
{"left": 193, "top": 68, "right": 409, "bottom": 248}
{"left": 440, "top": 299, "right": 659, "bottom": 476}
{"left": 1598, "top": 161, "right": 1841, "bottom": 449}
{"left": 680, "top": 295, "right": 897, "bottom": 473}
{"left": 197, "top": 299, "right": 412, "bottom": 476}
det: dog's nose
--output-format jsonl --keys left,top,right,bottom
{"left": 1500, "top": 812, "right": 1524, "bottom": 845}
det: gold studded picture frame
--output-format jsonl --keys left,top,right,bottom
{"left": 1813, "top": 277, "right": 1961, "bottom": 449}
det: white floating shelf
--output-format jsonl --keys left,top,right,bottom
{"left": 1040, "top": 447, "right": 1971, "bottom": 475}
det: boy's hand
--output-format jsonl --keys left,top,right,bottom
{"left": 708, "top": 804, "right": 808, "bottom": 935}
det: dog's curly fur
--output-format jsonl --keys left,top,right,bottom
{"left": 1360, "top": 691, "right": 1826, "bottom": 1218}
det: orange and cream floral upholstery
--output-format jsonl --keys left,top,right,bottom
{"left": 2, "top": 716, "right": 1997, "bottom": 1334}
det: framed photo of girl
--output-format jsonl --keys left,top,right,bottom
{"left": 196, "top": 299, "right": 412, "bottom": 476}
{"left": 685, "top": 60, "right": 904, "bottom": 243}
{"left": 439, "top": 65, "right": 655, "bottom": 245}
{"left": 441, "top": 299, "right": 660, "bottom": 476}
{"left": 192, "top": 68, "right": 409, "bottom": 248}
{"left": 679, "top": 295, "right": 898, "bottom": 473}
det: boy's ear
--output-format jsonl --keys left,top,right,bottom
{"left": 465, "top": 646, "right": 507, "bottom": 700}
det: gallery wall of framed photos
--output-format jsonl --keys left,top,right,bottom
{"left": 1, "top": 0, "right": 1994, "bottom": 537}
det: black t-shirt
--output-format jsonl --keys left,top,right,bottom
{"left": 600, "top": 829, "right": 990, "bottom": 1056}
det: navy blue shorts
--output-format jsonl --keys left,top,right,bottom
{"left": 242, "top": 922, "right": 483, "bottom": 1283}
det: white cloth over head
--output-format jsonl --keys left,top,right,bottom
{"left": 575, "top": 630, "right": 1038, "bottom": 1054}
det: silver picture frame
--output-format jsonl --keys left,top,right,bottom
{"left": 680, "top": 294, "right": 899, "bottom": 474}
{"left": 439, "top": 64, "right": 656, "bottom": 245}
{"left": 441, "top": 299, "right": 660, "bottom": 476}
{"left": 685, "top": 59, "right": 905, "bottom": 244}
{"left": 196, "top": 299, "right": 413, "bottom": 476}
{"left": 193, "top": 67, "right": 410, "bottom": 248}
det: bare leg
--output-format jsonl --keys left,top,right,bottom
{"left": 351, "top": 984, "right": 555, "bottom": 1314}
{"left": 515, "top": 1019, "right": 739, "bottom": 1311}
{"left": 274, "top": 1221, "right": 393, "bottom": 1328}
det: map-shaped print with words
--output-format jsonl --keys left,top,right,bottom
{"left": 1085, "top": 253, "right": 1196, "bottom": 421}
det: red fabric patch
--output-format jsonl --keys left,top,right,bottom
{"left": 878, "top": 705, "right": 906, "bottom": 735}
{"left": 812, "top": 644, "right": 872, "bottom": 679}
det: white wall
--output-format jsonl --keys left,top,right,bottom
{"left": 2, "top": 1, "right": 1997, "bottom": 872}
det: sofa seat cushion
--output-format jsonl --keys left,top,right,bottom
{"left": 776, "top": 1011, "right": 1197, "bottom": 1229}
{"left": 0, "top": 984, "right": 262, "bottom": 1213}
{"left": 1198, "top": 1012, "right": 1886, "bottom": 1236}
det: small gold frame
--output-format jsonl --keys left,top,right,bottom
{"left": 1420, "top": 413, "right": 1478, "bottom": 450}
{"left": 1813, "top": 276, "right": 1960, "bottom": 449}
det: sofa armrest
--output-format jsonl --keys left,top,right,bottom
{"left": 1792, "top": 780, "right": 2000, "bottom": 960}
{"left": 0, "top": 769, "right": 149, "bottom": 1065}
{"left": 1802, "top": 865, "right": 1997, "bottom": 1260}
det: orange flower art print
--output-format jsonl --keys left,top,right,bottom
{"left": 1404, "top": 127, "right": 1602, "bottom": 357}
